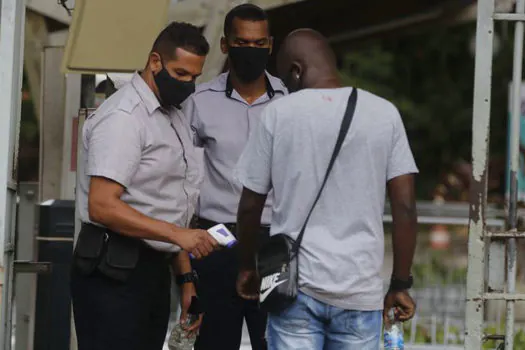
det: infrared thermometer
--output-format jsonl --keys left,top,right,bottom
{"left": 207, "top": 223, "right": 237, "bottom": 248}
{"left": 189, "top": 224, "right": 237, "bottom": 258}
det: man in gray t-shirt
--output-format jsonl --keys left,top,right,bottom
{"left": 235, "top": 29, "right": 418, "bottom": 350}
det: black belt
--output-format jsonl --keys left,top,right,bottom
{"left": 193, "top": 217, "right": 236, "bottom": 233}
{"left": 193, "top": 217, "right": 270, "bottom": 236}
{"left": 82, "top": 223, "right": 173, "bottom": 260}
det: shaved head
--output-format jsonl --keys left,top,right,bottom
{"left": 276, "top": 29, "right": 340, "bottom": 92}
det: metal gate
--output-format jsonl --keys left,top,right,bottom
{"left": 466, "top": 0, "right": 525, "bottom": 349}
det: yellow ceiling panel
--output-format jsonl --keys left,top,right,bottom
{"left": 62, "top": 0, "right": 170, "bottom": 73}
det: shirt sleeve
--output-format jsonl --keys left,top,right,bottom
{"left": 181, "top": 96, "right": 204, "bottom": 147}
{"left": 234, "top": 106, "right": 275, "bottom": 195}
{"left": 387, "top": 109, "right": 419, "bottom": 181}
{"left": 85, "top": 111, "right": 143, "bottom": 188}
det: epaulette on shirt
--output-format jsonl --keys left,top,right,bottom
{"left": 115, "top": 91, "right": 141, "bottom": 114}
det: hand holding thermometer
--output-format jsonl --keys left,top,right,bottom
{"left": 190, "top": 224, "right": 236, "bottom": 258}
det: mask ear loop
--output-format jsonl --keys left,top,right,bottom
{"left": 153, "top": 52, "right": 166, "bottom": 75}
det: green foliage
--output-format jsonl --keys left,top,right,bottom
{"left": 411, "top": 253, "right": 467, "bottom": 287}
{"left": 482, "top": 324, "right": 525, "bottom": 349}
{"left": 401, "top": 322, "right": 463, "bottom": 345}
{"left": 514, "top": 330, "right": 525, "bottom": 349}
{"left": 398, "top": 320, "right": 525, "bottom": 347}
{"left": 339, "top": 23, "right": 514, "bottom": 199}
{"left": 19, "top": 70, "right": 40, "bottom": 181}
{"left": 21, "top": 98, "right": 38, "bottom": 141}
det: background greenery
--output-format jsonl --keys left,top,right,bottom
{"left": 340, "top": 23, "right": 515, "bottom": 199}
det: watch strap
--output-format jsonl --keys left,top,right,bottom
{"left": 176, "top": 271, "right": 198, "bottom": 286}
{"left": 389, "top": 275, "right": 413, "bottom": 291}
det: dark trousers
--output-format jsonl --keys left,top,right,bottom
{"left": 192, "top": 217, "right": 269, "bottom": 350}
{"left": 71, "top": 243, "right": 171, "bottom": 350}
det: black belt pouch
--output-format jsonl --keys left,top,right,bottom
{"left": 73, "top": 224, "right": 140, "bottom": 282}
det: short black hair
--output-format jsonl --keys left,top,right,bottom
{"left": 151, "top": 22, "right": 209, "bottom": 60}
{"left": 224, "top": 4, "right": 269, "bottom": 37}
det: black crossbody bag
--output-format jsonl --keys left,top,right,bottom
{"left": 257, "top": 88, "right": 358, "bottom": 313}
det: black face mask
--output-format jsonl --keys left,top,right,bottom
{"left": 228, "top": 46, "right": 270, "bottom": 83}
{"left": 153, "top": 66, "right": 195, "bottom": 109}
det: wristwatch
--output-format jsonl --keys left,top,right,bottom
{"left": 389, "top": 275, "right": 413, "bottom": 291}
{"left": 176, "top": 270, "right": 199, "bottom": 286}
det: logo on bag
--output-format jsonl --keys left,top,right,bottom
{"left": 260, "top": 272, "right": 288, "bottom": 303}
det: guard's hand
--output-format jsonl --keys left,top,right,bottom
{"left": 174, "top": 229, "right": 219, "bottom": 259}
{"left": 383, "top": 289, "right": 416, "bottom": 324}
{"left": 237, "top": 270, "right": 260, "bottom": 300}
{"left": 180, "top": 283, "right": 202, "bottom": 338}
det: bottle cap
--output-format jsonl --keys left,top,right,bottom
{"left": 388, "top": 308, "right": 396, "bottom": 322}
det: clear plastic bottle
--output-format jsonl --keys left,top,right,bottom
{"left": 384, "top": 308, "right": 404, "bottom": 350}
{"left": 168, "top": 296, "right": 201, "bottom": 350}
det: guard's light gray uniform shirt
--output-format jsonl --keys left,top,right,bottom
{"left": 183, "top": 72, "right": 286, "bottom": 224}
{"left": 77, "top": 73, "right": 201, "bottom": 253}
{"left": 235, "top": 88, "right": 418, "bottom": 310}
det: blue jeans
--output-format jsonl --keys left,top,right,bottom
{"left": 267, "top": 292, "right": 382, "bottom": 350}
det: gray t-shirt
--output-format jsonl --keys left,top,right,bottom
{"left": 234, "top": 87, "right": 418, "bottom": 310}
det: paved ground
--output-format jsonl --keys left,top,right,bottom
{"left": 164, "top": 322, "right": 252, "bottom": 350}
{"left": 163, "top": 320, "right": 465, "bottom": 350}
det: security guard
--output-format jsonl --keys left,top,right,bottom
{"left": 183, "top": 4, "right": 287, "bottom": 350}
{"left": 71, "top": 22, "right": 218, "bottom": 350}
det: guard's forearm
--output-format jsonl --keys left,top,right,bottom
{"left": 173, "top": 251, "right": 192, "bottom": 275}
{"left": 89, "top": 196, "right": 180, "bottom": 243}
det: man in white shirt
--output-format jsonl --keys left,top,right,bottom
{"left": 235, "top": 29, "right": 418, "bottom": 349}
{"left": 183, "top": 5, "right": 286, "bottom": 349}
{"left": 72, "top": 23, "right": 218, "bottom": 350}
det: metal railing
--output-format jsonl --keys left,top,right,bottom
{"left": 466, "top": 0, "right": 525, "bottom": 349}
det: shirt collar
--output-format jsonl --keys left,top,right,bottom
{"left": 226, "top": 73, "right": 277, "bottom": 99}
{"left": 208, "top": 71, "right": 285, "bottom": 100}
{"left": 131, "top": 72, "right": 162, "bottom": 116}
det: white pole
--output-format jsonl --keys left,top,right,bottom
{"left": 506, "top": 1, "right": 525, "bottom": 349}
{"left": 465, "top": 0, "right": 495, "bottom": 349}
{"left": 0, "top": 0, "right": 25, "bottom": 349}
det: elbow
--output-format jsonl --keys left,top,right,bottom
{"left": 88, "top": 196, "right": 112, "bottom": 225}
{"left": 395, "top": 205, "right": 417, "bottom": 225}
{"left": 400, "top": 201, "right": 417, "bottom": 221}
{"left": 87, "top": 201, "right": 102, "bottom": 224}
{"left": 390, "top": 197, "right": 417, "bottom": 225}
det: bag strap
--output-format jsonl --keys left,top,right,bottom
{"left": 293, "top": 88, "right": 358, "bottom": 252}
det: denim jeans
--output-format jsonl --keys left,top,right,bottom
{"left": 267, "top": 292, "right": 382, "bottom": 350}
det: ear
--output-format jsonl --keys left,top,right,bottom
{"left": 269, "top": 37, "right": 274, "bottom": 55}
{"left": 148, "top": 52, "right": 162, "bottom": 74}
{"left": 220, "top": 37, "right": 228, "bottom": 54}
{"left": 291, "top": 61, "right": 302, "bottom": 77}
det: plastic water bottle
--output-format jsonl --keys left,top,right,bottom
{"left": 384, "top": 308, "right": 404, "bottom": 350}
{"left": 168, "top": 296, "right": 201, "bottom": 350}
